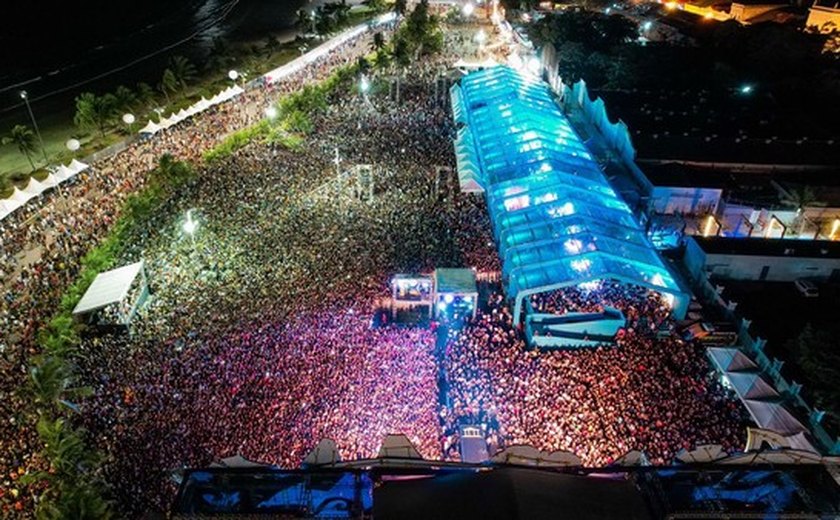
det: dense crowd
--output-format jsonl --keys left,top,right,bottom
{"left": 0, "top": 20, "right": 753, "bottom": 519}
{"left": 0, "top": 25, "right": 394, "bottom": 517}
{"left": 441, "top": 282, "right": 749, "bottom": 465}
{"left": 72, "top": 46, "right": 494, "bottom": 514}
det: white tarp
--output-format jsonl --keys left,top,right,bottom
{"left": 138, "top": 85, "right": 244, "bottom": 136}
{"left": 264, "top": 24, "right": 369, "bottom": 84}
{"left": 743, "top": 399, "right": 808, "bottom": 436}
{"left": 72, "top": 261, "right": 144, "bottom": 315}
{"left": 725, "top": 372, "right": 780, "bottom": 400}
{"left": 490, "top": 445, "right": 582, "bottom": 467}
{"left": 675, "top": 444, "right": 727, "bottom": 464}
{"left": 707, "top": 346, "right": 758, "bottom": 372}
{"left": 377, "top": 434, "right": 423, "bottom": 459}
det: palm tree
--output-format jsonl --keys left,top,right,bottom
{"left": 780, "top": 185, "right": 825, "bottom": 235}
{"left": 135, "top": 82, "right": 156, "bottom": 107}
{"left": 295, "top": 9, "right": 313, "bottom": 34}
{"left": 29, "top": 356, "right": 90, "bottom": 413}
{"left": 371, "top": 32, "right": 386, "bottom": 53}
{"left": 2, "top": 124, "right": 39, "bottom": 171}
{"left": 158, "top": 68, "right": 178, "bottom": 105}
{"left": 395, "top": 0, "right": 407, "bottom": 15}
{"left": 169, "top": 55, "right": 197, "bottom": 91}
{"left": 73, "top": 93, "right": 117, "bottom": 139}
{"left": 780, "top": 185, "right": 823, "bottom": 212}
{"left": 113, "top": 85, "right": 137, "bottom": 113}
{"left": 374, "top": 49, "right": 392, "bottom": 70}
{"left": 263, "top": 35, "right": 281, "bottom": 57}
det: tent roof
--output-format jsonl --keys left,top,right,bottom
{"left": 726, "top": 372, "right": 780, "bottom": 400}
{"left": 434, "top": 268, "right": 477, "bottom": 294}
{"left": 450, "top": 66, "right": 686, "bottom": 304}
{"left": 378, "top": 434, "right": 423, "bottom": 459}
{"left": 708, "top": 347, "right": 758, "bottom": 372}
{"left": 73, "top": 261, "right": 144, "bottom": 315}
{"left": 742, "top": 399, "right": 808, "bottom": 436}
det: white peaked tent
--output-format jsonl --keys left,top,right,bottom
{"left": 675, "top": 444, "right": 728, "bottom": 464}
{"left": 720, "top": 448, "right": 824, "bottom": 465}
{"left": 139, "top": 121, "right": 161, "bottom": 134}
{"left": 743, "top": 399, "right": 808, "bottom": 436}
{"left": 725, "top": 372, "right": 780, "bottom": 401}
{"left": 377, "top": 434, "right": 423, "bottom": 459}
{"left": 490, "top": 445, "right": 582, "bottom": 467}
{"left": 138, "top": 85, "right": 244, "bottom": 136}
{"left": 612, "top": 450, "right": 649, "bottom": 466}
{"left": 745, "top": 427, "right": 819, "bottom": 454}
{"left": 1, "top": 159, "right": 90, "bottom": 221}
{"left": 708, "top": 347, "right": 758, "bottom": 373}
{"left": 303, "top": 438, "right": 341, "bottom": 466}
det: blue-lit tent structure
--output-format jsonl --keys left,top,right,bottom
{"left": 450, "top": 66, "right": 689, "bottom": 325}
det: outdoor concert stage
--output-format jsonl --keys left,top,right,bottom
{"left": 525, "top": 307, "right": 626, "bottom": 348}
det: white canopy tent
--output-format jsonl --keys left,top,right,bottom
{"left": 72, "top": 261, "right": 147, "bottom": 324}
{"left": 725, "top": 372, "right": 780, "bottom": 401}
{"left": 742, "top": 399, "right": 808, "bottom": 436}
{"left": 490, "top": 445, "right": 582, "bottom": 467}
{"left": 0, "top": 159, "right": 89, "bottom": 221}
{"left": 377, "top": 434, "right": 423, "bottom": 459}
{"left": 707, "top": 346, "right": 758, "bottom": 373}
{"left": 138, "top": 85, "right": 244, "bottom": 136}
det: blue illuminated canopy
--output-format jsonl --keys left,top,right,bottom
{"left": 450, "top": 66, "right": 689, "bottom": 323}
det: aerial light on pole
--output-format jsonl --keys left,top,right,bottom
{"left": 183, "top": 209, "right": 198, "bottom": 237}
{"left": 463, "top": 2, "right": 475, "bottom": 16}
{"left": 265, "top": 106, "right": 278, "bottom": 119}
{"left": 66, "top": 139, "right": 81, "bottom": 152}
{"left": 228, "top": 70, "right": 239, "bottom": 81}
{"left": 740, "top": 84, "right": 753, "bottom": 95}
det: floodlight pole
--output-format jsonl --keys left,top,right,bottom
{"left": 20, "top": 90, "right": 49, "bottom": 164}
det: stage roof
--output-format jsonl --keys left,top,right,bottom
{"left": 73, "top": 261, "right": 144, "bottom": 315}
{"left": 450, "top": 67, "right": 687, "bottom": 314}
{"left": 434, "top": 268, "right": 477, "bottom": 294}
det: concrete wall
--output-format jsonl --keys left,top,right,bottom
{"left": 704, "top": 253, "right": 840, "bottom": 281}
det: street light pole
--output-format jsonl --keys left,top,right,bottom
{"left": 20, "top": 90, "right": 49, "bottom": 165}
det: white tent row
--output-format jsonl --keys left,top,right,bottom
{"left": 263, "top": 23, "right": 369, "bottom": 84}
{"left": 139, "top": 85, "right": 245, "bottom": 135}
{"left": 0, "top": 159, "right": 89, "bottom": 221}
{"left": 707, "top": 346, "right": 813, "bottom": 440}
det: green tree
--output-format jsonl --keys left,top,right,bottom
{"left": 392, "top": 36, "right": 412, "bottom": 69}
{"left": 263, "top": 35, "right": 282, "bottom": 57}
{"left": 371, "top": 32, "right": 387, "bottom": 53}
{"left": 158, "top": 68, "right": 178, "bottom": 105}
{"left": 789, "top": 323, "right": 840, "bottom": 416}
{"left": 169, "top": 55, "right": 197, "bottom": 91}
{"left": 135, "top": 82, "right": 156, "bottom": 107}
{"left": 2, "top": 124, "right": 39, "bottom": 171}
{"left": 29, "top": 356, "right": 90, "bottom": 414}
{"left": 295, "top": 9, "right": 313, "bottom": 33}
{"left": 374, "top": 48, "right": 392, "bottom": 70}
{"left": 73, "top": 92, "right": 117, "bottom": 138}
{"left": 113, "top": 85, "right": 136, "bottom": 114}
{"left": 205, "top": 37, "right": 233, "bottom": 71}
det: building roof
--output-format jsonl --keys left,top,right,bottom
{"left": 451, "top": 66, "right": 685, "bottom": 302}
{"left": 695, "top": 236, "right": 840, "bottom": 259}
{"left": 72, "top": 261, "right": 144, "bottom": 315}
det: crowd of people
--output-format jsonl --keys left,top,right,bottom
{"left": 441, "top": 282, "right": 749, "bottom": 466}
{"left": 0, "top": 19, "right": 754, "bottom": 519}
{"left": 70, "top": 39, "right": 495, "bottom": 514}
{"left": 0, "top": 23, "right": 397, "bottom": 517}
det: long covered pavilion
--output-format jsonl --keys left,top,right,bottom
{"left": 450, "top": 66, "right": 689, "bottom": 325}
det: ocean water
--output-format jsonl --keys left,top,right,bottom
{"left": 0, "top": 0, "right": 308, "bottom": 115}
